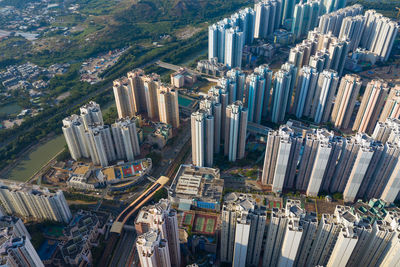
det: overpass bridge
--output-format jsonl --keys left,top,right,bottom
{"left": 110, "top": 175, "right": 170, "bottom": 234}
{"left": 156, "top": 60, "right": 219, "bottom": 83}
{"left": 99, "top": 176, "right": 170, "bottom": 267}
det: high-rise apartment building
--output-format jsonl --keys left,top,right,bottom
{"left": 327, "top": 39, "right": 349, "bottom": 76}
{"left": 80, "top": 101, "right": 103, "bottom": 130}
{"left": 292, "top": 0, "right": 320, "bottom": 40}
{"left": 225, "top": 27, "right": 244, "bottom": 68}
{"left": 294, "top": 211, "right": 319, "bottom": 267}
{"left": 379, "top": 85, "right": 400, "bottom": 123}
{"left": 271, "top": 69, "right": 292, "bottom": 123}
{"left": 312, "top": 70, "right": 339, "bottom": 124}
{"left": 280, "top": 0, "right": 297, "bottom": 29}
{"left": 245, "top": 65, "right": 272, "bottom": 123}
{"left": 380, "top": 155, "right": 400, "bottom": 203}
{"left": 338, "top": 15, "right": 365, "bottom": 52}
{"left": 62, "top": 101, "right": 105, "bottom": 162}
{"left": 113, "top": 78, "right": 136, "bottom": 119}
{"left": 330, "top": 74, "right": 362, "bottom": 129}
{"left": 361, "top": 140, "right": 400, "bottom": 201}
{"left": 360, "top": 10, "right": 399, "bottom": 61}
{"left": 281, "top": 62, "right": 298, "bottom": 113}
{"left": 342, "top": 137, "right": 378, "bottom": 202}
{"left": 320, "top": 0, "right": 348, "bottom": 15}
{"left": 224, "top": 68, "right": 246, "bottom": 103}
{"left": 85, "top": 124, "right": 116, "bottom": 167}
{"left": 62, "top": 114, "right": 90, "bottom": 161}
{"left": 0, "top": 184, "right": 71, "bottom": 223}
{"left": 232, "top": 8, "right": 256, "bottom": 45}
{"left": 254, "top": 0, "right": 280, "bottom": 39}
{"left": 353, "top": 79, "right": 390, "bottom": 134}
{"left": 320, "top": 136, "right": 344, "bottom": 193}
{"left": 328, "top": 133, "right": 376, "bottom": 196}
{"left": 200, "top": 97, "right": 222, "bottom": 153}
{"left": 209, "top": 8, "right": 255, "bottom": 68}
{"left": 318, "top": 5, "right": 363, "bottom": 35}
{"left": 142, "top": 73, "right": 162, "bottom": 121}
{"left": 293, "top": 66, "right": 319, "bottom": 119}
{"left": 372, "top": 118, "right": 400, "bottom": 144}
{"left": 208, "top": 86, "right": 229, "bottom": 142}
{"left": 357, "top": 212, "right": 399, "bottom": 267}
{"left": 136, "top": 229, "right": 171, "bottom": 267}
{"left": 296, "top": 129, "right": 334, "bottom": 196}
{"left": 221, "top": 193, "right": 266, "bottom": 266}
{"left": 115, "top": 69, "right": 162, "bottom": 121}
{"left": 158, "top": 85, "right": 180, "bottom": 128}
{"left": 263, "top": 199, "right": 317, "bottom": 267}
{"left": 135, "top": 199, "right": 181, "bottom": 267}
{"left": 308, "top": 205, "right": 368, "bottom": 267}
{"left": 326, "top": 226, "right": 358, "bottom": 267}
{"left": 127, "top": 69, "right": 147, "bottom": 115}
{"left": 277, "top": 200, "right": 304, "bottom": 267}
{"left": 191, "top": 110, "right": 214, "bottom": 167}
{"left": 377, "top": 223, "right": 400, "bottom": 267}
{"left": 262, "top": 207, "right": 286, "bottom": 267}
{"left": 0, "top": 229, "right": 44, "bottom": 267}
{"left": 288, "top": 40, "right": 317, "bottom": 71}
{"left": 224, "top": 101, "right": 248, "bottom": 162}
{"left": 111, "top": 117, "right": 140, "bottom": 162}
{"left": 308, "top": 50, "right": 330, "bottom": 72}
{"left": 261, "top": 125, "right": 302, "bottom": 192}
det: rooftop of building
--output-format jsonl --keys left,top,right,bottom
{"left": 223, "top": 192, "right": 267, "bottom": 215}
{"left": 61, "top": 210, "right": 108, "bottom": 260}
{"left": 351, "top": 198, "right": 400, "bottom": 223}
{"left": 99, "top": 158, "right": 151, "bottom": 182}
{"left": 0, "top": 183, "right": 60, "bottom": 197}
{"left": 171, "top": 165, "right": 223, "bottom": 204}
{"left": 135, "top": 199, "right": 171, "bottom": 225}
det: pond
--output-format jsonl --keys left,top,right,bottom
{"left": 0, "top": 102, "right": 21, "bottom": 115}
{"left": 178, "top": 95, "right": 194, "bottom": 107}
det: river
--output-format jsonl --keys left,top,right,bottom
{"left": 5, "top": 135, "right": 66, "bottom": 182}
{"left": 4, "top": 102, "right": 116, "bottom": 182}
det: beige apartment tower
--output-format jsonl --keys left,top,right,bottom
{"left": 353, "top": 79, "right": 390, "bottom": 134}
{"left": 379, "top": 85, "right": 400, "bottom": 123}
{"left": 158, "top": 85, "right": 180, "bottom": 128}
{"left": 331, "top": 74, "right": 362, "bottom": 129}
{"left": 113, "top": 78, "right": 136, "bottom": 119}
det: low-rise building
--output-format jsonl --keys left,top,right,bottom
{"left": 170, "top": 68, "right": 197, "bottom": 88}
{"left": 59, "top": 210, "right": 109, "bottom": 266}
{"left": 97, "top": 158, "right": 152, "bottom": 184}
{"left": 147, "top": 123, "right": 173, "bottom": 149}
{"left": 66, "top": 174, "right": 96, "bottom": 190}
{"left": 196, "top": 58, "right": 227, "bottom": 77}
{"left": 169, "top": 165, "right": 223, "bottom": 211}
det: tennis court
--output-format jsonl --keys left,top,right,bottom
{"left": 194, "top": 217, "right": 205, "bottom": 232}
{"left": 204, "top": 218, "right": 215, "bottom": 234}
{"left": 268, "top": 200, "right": 281, "bottom": 209}
{"left": 183, "top": 213, "right": 194, "bottom": 226}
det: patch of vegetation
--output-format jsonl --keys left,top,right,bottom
{"left": 56, "top": 146, "right": 70, "bottom": 161}
{"left": 64, "top": 191, "right": 98, "bottom": 202}
{"left": 347, "top": 0, "right": 400, "bottom": 18}
{"left": 103, "top": 106, "right": 118, "bottom": 125}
